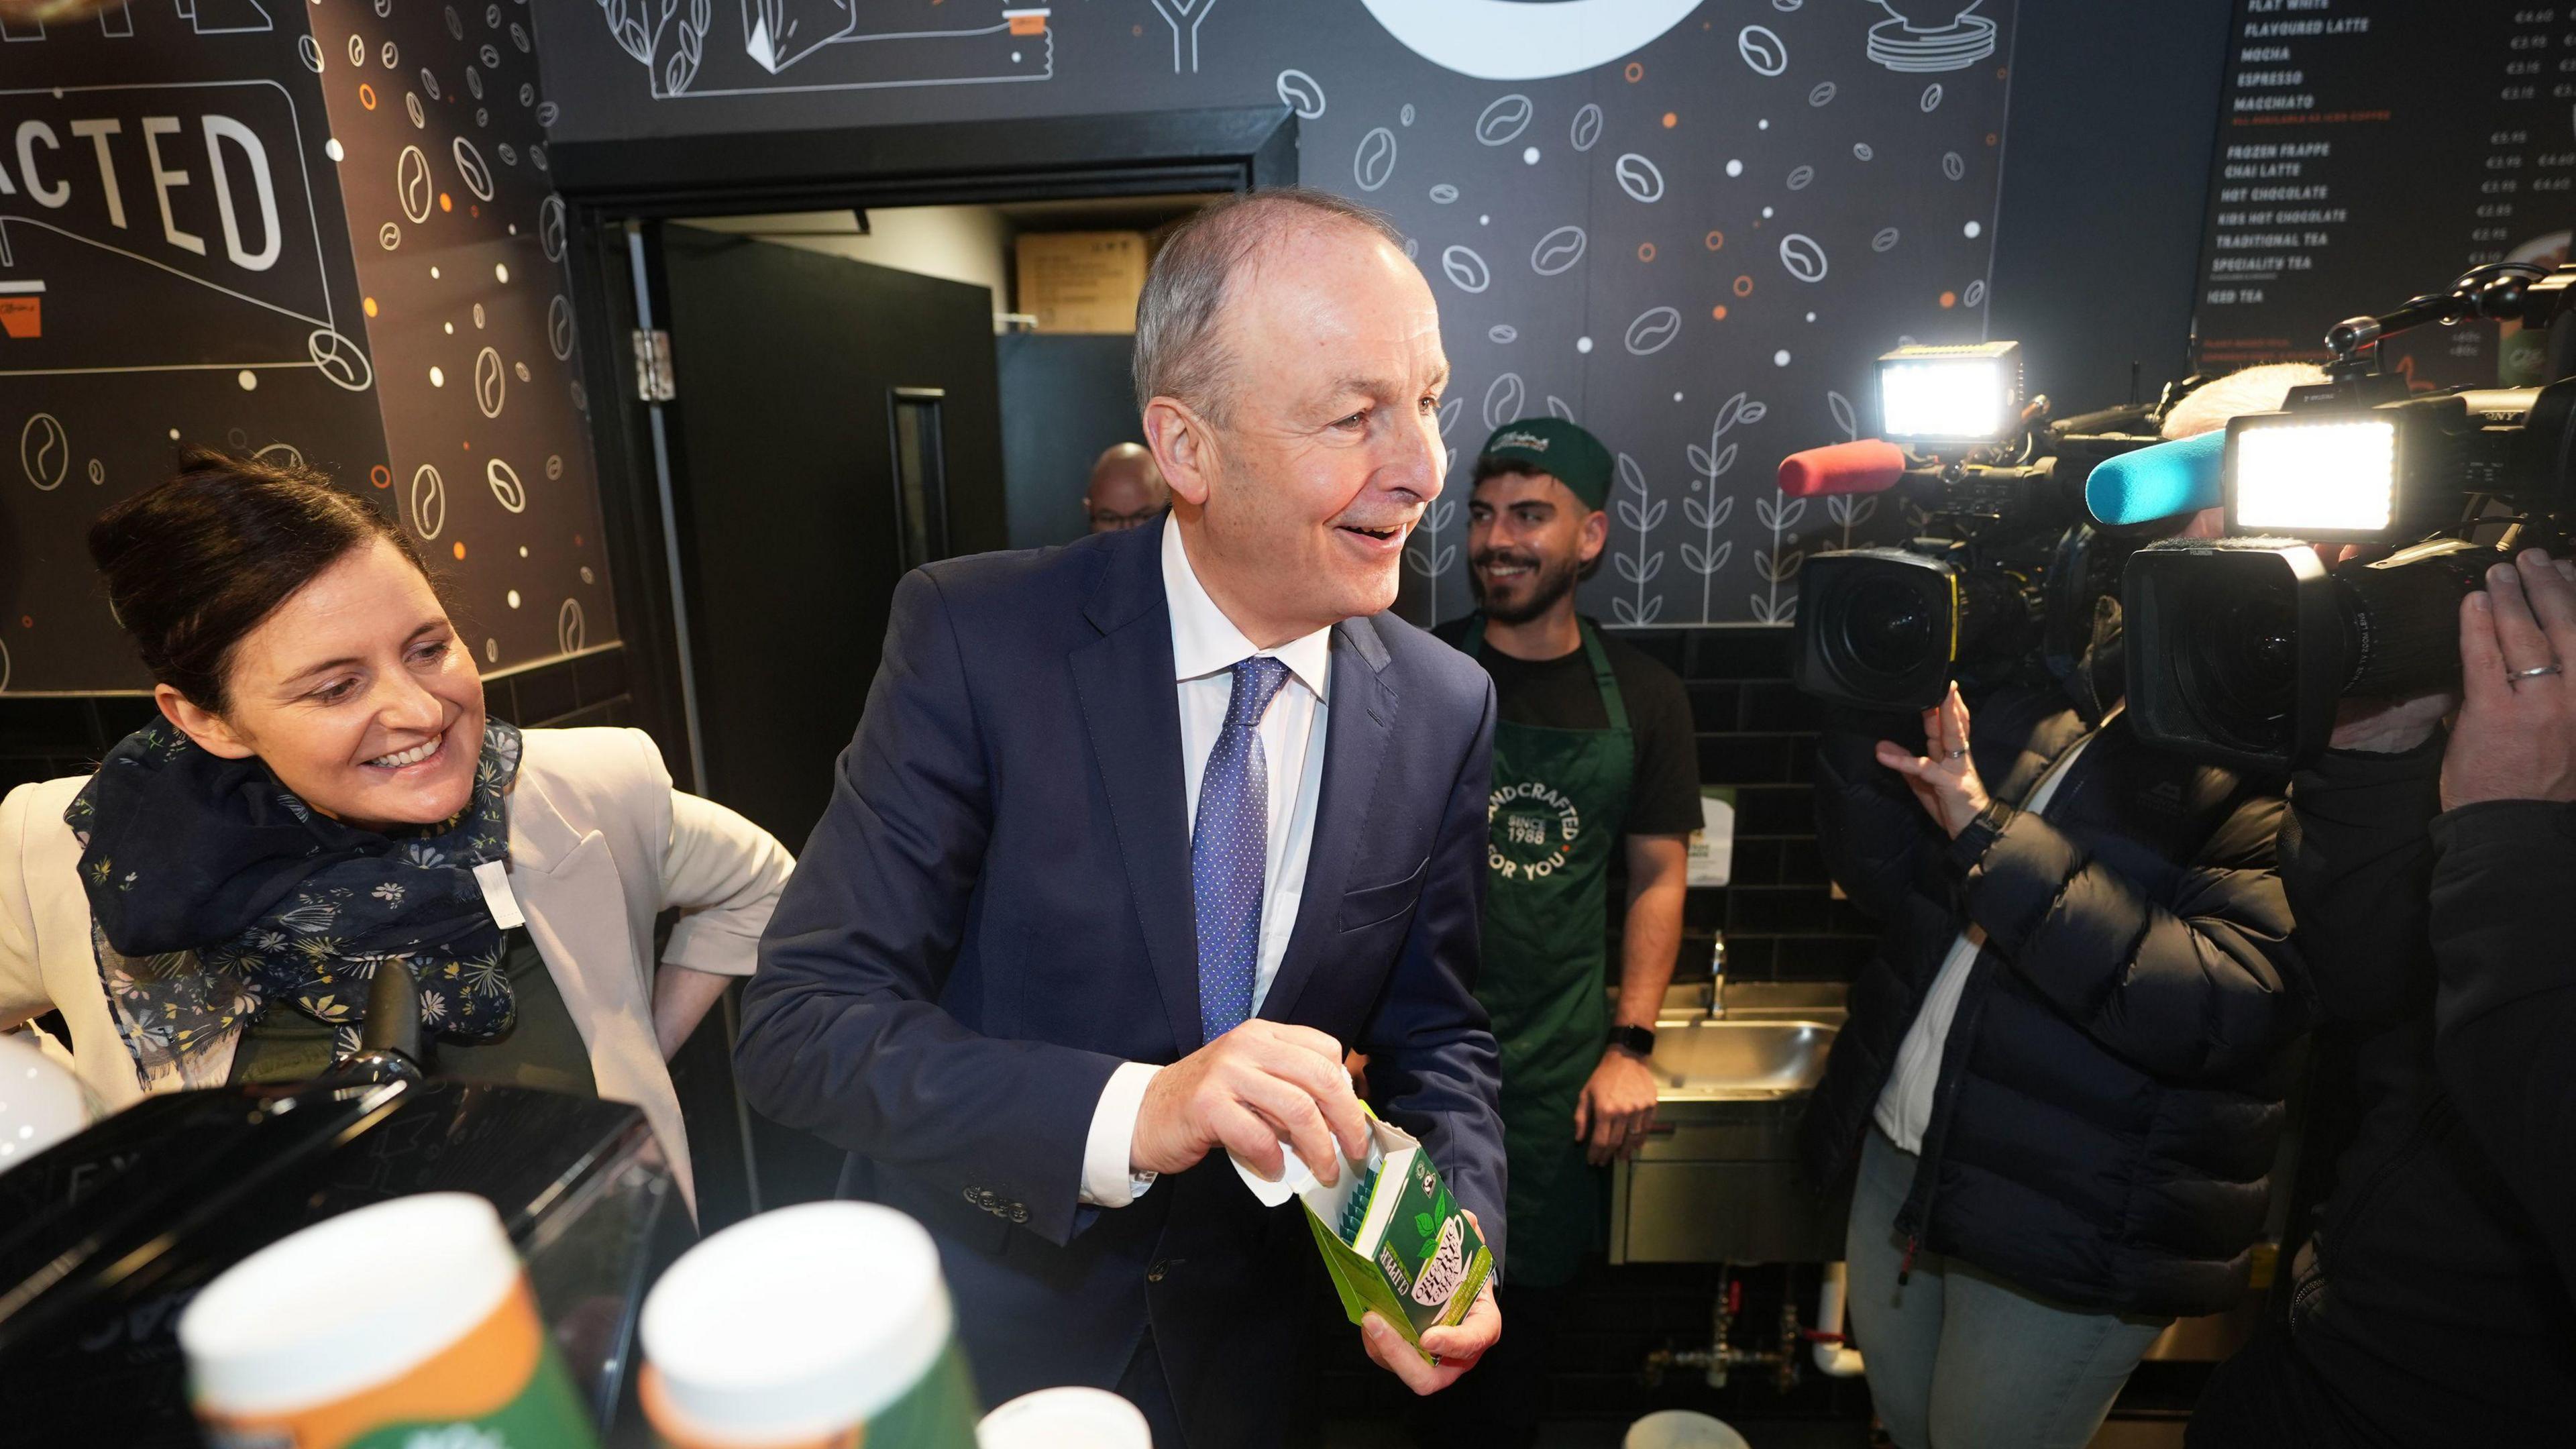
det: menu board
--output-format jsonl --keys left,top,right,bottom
{"left": 2191, "top": 1, "right": 2576, "bottom": 387}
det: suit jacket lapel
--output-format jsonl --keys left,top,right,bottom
{"left": 1070, "top": 529, "right": 1203, "bottom": 1056}
{"left": 1262, "top": 617, "right": 1396, "bottom": 1026}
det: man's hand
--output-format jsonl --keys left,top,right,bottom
{"left": 2444, "top": 550, "right": 2576, "bottom": 811}
{"left": 1874, "top": 682, "right": 1992, "bottom": 837}
{"left": 1575, "top": 1046, "right": 1660, "bottom": 1165}
{"left": 1132, "top": 1020, "right": 1371, "bottom": 1184}
{"left": 1360, "top": 1210, "right": 1501, "bottom": 1393}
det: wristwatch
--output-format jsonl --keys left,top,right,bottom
{"left": 1608, "top": 1024, "right": 1656, "bottom": 1057}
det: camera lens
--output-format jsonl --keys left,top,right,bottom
{"left": 2178, "top": 572, "right": 2297, "bottom": 752}
{"left": 1840, "top": 575, "right": 1941, "bottom": 678}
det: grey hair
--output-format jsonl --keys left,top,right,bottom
{"left": 2161, "top": 362, "right": 2329, "bottom": 439}
{"left": 1131, "top": 187, "right": 1409, "bottom": 421}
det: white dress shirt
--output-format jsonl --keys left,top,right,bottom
{"left": 1077, "top": 520, "right": 1336, "bottom": 1207}
{"left": 1873, "top": 732, "right": 2094, "bottom": 1155}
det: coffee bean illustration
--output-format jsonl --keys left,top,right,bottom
{"left": 1778, "top": 233, "right": 1829, "bottom": 283}
{"left": 1615, "top": 153, "right": 1665, "bottom": 204}
{"left": 452, "top": 137, "right": 494, "bottom": 201}
{"left": 19, "top": 413, "right": 68, "bottom": 490}
{"left": 1275, "top": 68, "right": 1325, "bottom": 119}
{"left": 474, "top": 346, "right": 506, "bottom": 418}
{"left": 1738, "top": 25, "right": 1788, "bottom": 76}
{"left": 486, "top": 456, "right": 526, "bottom": 513}
{"left": 411, "top": 464, "right": 446, "bottom": 539}
{"left": 1529, "top": 225, "right": 1587, "bottom": 276}
{"left": 1353, "top": 127, "right": 1397, "bottom": 192}
{"left": 1475, "top": 94, "right": 1533, "bottom": 146}
{"left": 397, "top": 145, "right": 433, "bottom": 223}
{"left": 1440, "top": 245, "right": 1491, "bottom": 294}
{"left": 1624, "top": 307, "right": 1681, "bottom": 356}
{"left": 1570, "top": 103, "right": 1603, "bottom": 152}
{"left": 308, "top": 329, "right": 374, "bottom": 391}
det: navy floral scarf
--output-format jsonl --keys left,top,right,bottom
{"left": 64, "top": 720, "right": 525, "bottom": 1085}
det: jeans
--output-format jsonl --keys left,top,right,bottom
{"left": 1845, "top": 1128, "right": 2171, "bottom": 1449}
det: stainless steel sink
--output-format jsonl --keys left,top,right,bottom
{"left": 1647, "top": 1020, "right": 1839, "bottom": 1100}
{"left": 1609, "top": 986, "right": 1852, "bottom": 1265}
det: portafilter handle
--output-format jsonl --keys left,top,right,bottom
{"left": 335, "top": 956, "right": 426, "bottom": 1087}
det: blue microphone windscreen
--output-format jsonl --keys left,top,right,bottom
{"left": 2086, "top": 430, "right": 2226, "bottom": 526}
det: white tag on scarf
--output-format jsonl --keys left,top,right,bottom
{"left": 472, "top": 860, "right": 527, "bottom": 930}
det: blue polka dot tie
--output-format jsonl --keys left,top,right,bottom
{"left": 1194, "top": 656, "right": 1292, "bottom": 1044}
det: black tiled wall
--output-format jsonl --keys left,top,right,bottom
{"left": 1614, "top": 627, "right": 1878, "bottom": 990}
{"left": 0, "top": 647, "right": 638, "bottom": 800}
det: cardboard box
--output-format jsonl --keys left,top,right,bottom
{"left": 1234, "top": 1115, "right": 1493, "bottom": 1356}
{"left": 1015, "top": 231, "right": 1147, "bottom": 333}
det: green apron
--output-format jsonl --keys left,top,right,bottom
{"left": 1464, "top": 616, "right": 1635, "bottom": 1288}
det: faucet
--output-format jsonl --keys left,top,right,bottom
{"left": 1703, "top": 934, "right": 1728, "bottom": 1020}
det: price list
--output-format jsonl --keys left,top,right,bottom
{"left": 2190, "top": 1, "right": 2576, "bottom": 386}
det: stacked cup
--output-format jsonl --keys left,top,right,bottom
{"left": 178, "top": 1191, "right": 599, "bottom": 1448}
{"left": 640, "top": 1200, "right": 980, "bottom": 1448}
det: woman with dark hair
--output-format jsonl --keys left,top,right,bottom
{"left": 0, "top": 449, "right": 790, "bottom": 1208}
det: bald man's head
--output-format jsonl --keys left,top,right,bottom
{"left": 1086, "top": 442, "right": 1169, "bottom": 533}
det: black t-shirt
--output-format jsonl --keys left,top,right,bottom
{"left": 1434, "top": 615, "right": 1703, "bottom": 837}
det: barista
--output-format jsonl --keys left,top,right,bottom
{"left": 1424, "top": 419, "right": 1702, "bottom": 1446}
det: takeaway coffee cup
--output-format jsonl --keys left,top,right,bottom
{"left": 977, "top": 1387, "right": 1152, "bottom": 1449}
{"left": 639, "top": 1200, "right": 978, "bottom": 1448}
{"left": 178, "top": 1191, "right": 598, "bottom": 1449}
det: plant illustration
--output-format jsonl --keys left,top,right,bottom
{"left": 1816, "top": 386, "right": 1878, "bottom": 547}
{"left": 1752, "top": 483, "right": 1808, "bottom": 625}
{"left": 600, "top": 0, "right": 710, "bottom": 94}
{"left": 1610, "top": 452, "right": 1667, "bottom": 625}
{"left": 1683, "top": 392, "right": 1766, "bottom": 622}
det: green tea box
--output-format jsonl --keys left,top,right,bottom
{"left": 1232, "top": 1114, "right": 1494, "bottom": 1356}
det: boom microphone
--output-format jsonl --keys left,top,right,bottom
{"left": 2084, "top": 430, "right": 2224, "bottom": 527}
{"left": 1778, "top": 439, "right": 1909, "bottom": 497}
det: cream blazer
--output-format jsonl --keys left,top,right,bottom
{"left": 0, "top": 727, "right": 792, "bottom": 1212}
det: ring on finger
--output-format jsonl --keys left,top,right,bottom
{"left": 1945, "top": 747, "right": 1968, "bottom": 760}
{"left": 2514, "top": 663, "right": 2563, "bottom": 680}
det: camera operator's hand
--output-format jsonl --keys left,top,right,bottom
{"left": 2445, "top": 549, "right": 2576, "bottom": 810}
{"left": 1875, "top": 682, "right": 1993, "bottom": 837}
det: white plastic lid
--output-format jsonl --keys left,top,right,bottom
{"left": 178, "top": 1191, "right": 522, "bottom": 1416}
{"left": 0, "top": 1032, "right": 93, "bottom": 1177}
{"left": 641, "top": 1201, "right": 953, "bottom": 1444}
{"left": 978, "top": 1387, "right": 1152, "bottom": 1449}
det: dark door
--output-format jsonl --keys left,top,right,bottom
{"left": 656, "top": 225, "right": 1007, "bottom": 853}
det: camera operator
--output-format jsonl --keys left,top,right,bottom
{"left": 2191, "top": 547, "right": 2576, "bottom": 1446}
{"left": 1803, "top": 398, "right": 2313, "bottom": 1449}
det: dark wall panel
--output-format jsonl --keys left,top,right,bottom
{"left": 1985, "top": 0, "right": 2234, "bottom": 414}
{"left": 313, "top": 0, "right": 620, "bottom": 672}
{"left": 0, "top": 0, "right": 616, "bottom": 697}
{"left": 529, "top": 0, "right": 2021, "bottom": 627}
{"left": 0, "top": 4, "right": 387, "bottom": 693}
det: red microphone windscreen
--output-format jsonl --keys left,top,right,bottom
{"left": 1777, "top": 439, "right": 1909, "bottom": 497}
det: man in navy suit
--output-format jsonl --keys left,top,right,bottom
{"left": 737, "top": 187, "right": 1507, "bottom": 1447}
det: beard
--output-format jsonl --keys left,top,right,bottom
{"left": 1469, "top": 546, "right": 1583, "bottom": 625}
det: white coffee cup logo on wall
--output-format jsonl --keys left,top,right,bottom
{"left": 1354, "top": 0, "right": 1707, "bottom": 80}
{"left": 1866, "top": 0, "right": 1996, "bottom": 73}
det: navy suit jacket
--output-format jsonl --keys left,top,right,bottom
{"left": 735, "top": 520, "right": 1506, "bottom": 1447}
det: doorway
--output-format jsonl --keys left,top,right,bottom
{"left": 551, "top": 109, "right": 1294, "bottom": 1220}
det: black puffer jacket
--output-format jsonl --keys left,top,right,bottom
{"left": 2259, "top": 738, "right": 2575, "bottom": 1444}
{"left": 1800, "top": 686, "right": 2310, "bottom": 1318}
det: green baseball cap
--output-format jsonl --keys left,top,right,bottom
{"left": 1475, "top": 417, "right": 1613, "bottom": 510}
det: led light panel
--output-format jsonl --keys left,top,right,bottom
{"left": 2231, "top": 419, "right": 2397, "bottom": 535}
{"left": 1876, "top": 347, "right": 2017, "bottom": 443}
